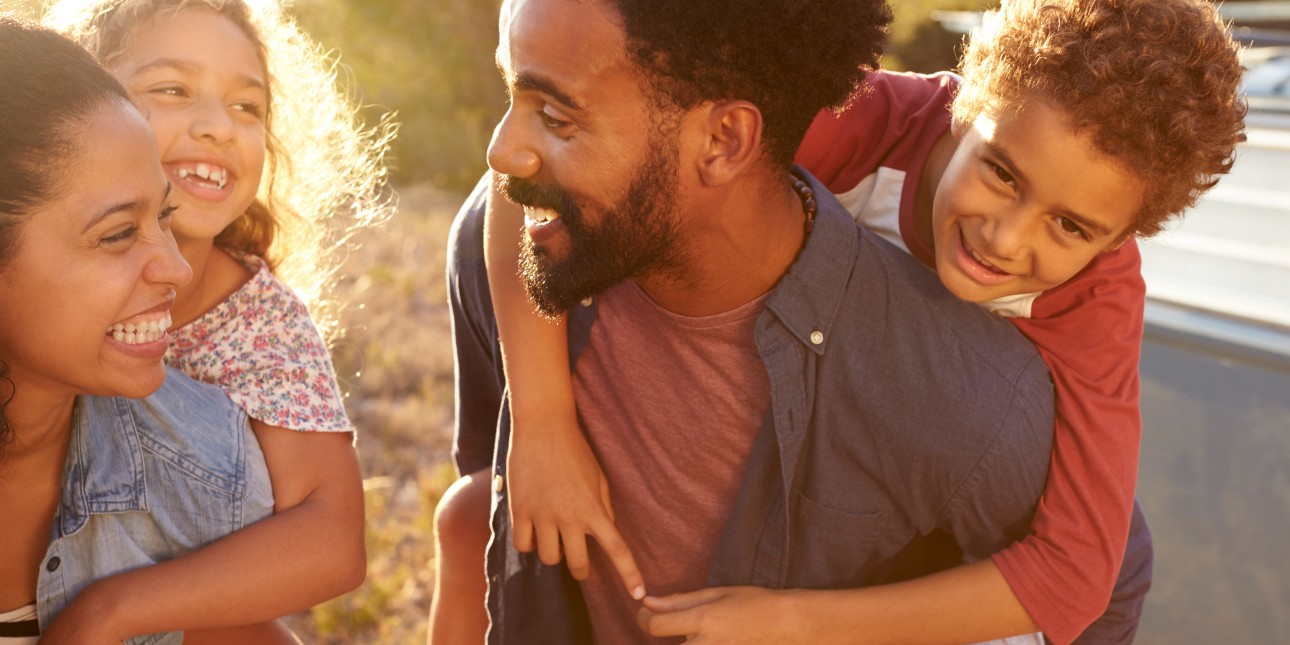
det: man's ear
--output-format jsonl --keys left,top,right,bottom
{"left": 695, "top": 100, "right": 763, "bottom": 187}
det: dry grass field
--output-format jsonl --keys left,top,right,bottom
{"left": 281, "top": 183, "right": 468, "bottom": 643}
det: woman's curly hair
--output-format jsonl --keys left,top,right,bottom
{"left": 952, "top": 0, "right": 1247, "bottom": 238}
{"left": 45, "top": 0, "right": 396, "bottom": 341}
{"left": 608, "top": 0, "right": 893, "bottom": 170}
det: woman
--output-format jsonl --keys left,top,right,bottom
{"left": 0, "top": 17, "right": 274, "bottom": 644}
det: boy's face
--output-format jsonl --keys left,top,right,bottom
{"left": 931, "top": 100, "right": 1144, "bottom": 303}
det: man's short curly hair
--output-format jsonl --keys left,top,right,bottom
{"left": 607, "top": 0, "right": 893, "bottom": 170}
{"left": 952, "top": 0, "right": 1247, "bottom": 238}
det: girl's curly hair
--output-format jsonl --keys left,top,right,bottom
{"left": 952, "top": 0, "right": 1247, "bottom": 238}
{"left": 45, "top": 0, "right": 396, "bottom": 340}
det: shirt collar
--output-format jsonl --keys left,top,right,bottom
{"left": 58, "top": 395, "right": 149, "bottom": 536}
{"left": 763, "top": 167, "right": 860, "bottom": 355}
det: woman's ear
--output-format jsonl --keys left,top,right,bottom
{"left": 695, "top": 100, "right": 763, "bottom": 187}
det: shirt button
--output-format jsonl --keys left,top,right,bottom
{"left": 580, "top": 296, "right": 594, "bottom": 308}
{"left": 46, "top": 557, "right": 61, "bottom": 572}
{"left": 810, "top": 330, "right": 824, "bottom": 345}
{"left": 493, "top": 474, "right": 505, "bottom": 493}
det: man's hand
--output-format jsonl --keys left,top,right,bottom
{"left": 637, "top": 586, "right": 808, "bottom": 644}
{"left": 506, "top": 416, "right": 645, "bottom": 599}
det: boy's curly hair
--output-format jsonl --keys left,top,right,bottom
{"left": 607, "top": 0, "right": 893, "bottom": 170}
{"left": 44, "top": 0, "right": 396, "bottom": 341}
{"left": 952, "top": 0, "right": 1247, "bottom": 238}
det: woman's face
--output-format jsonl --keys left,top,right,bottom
{"left": 0, "top": 102, "right": 192, "bottom": 402}
{"left": 108, "top": 8, "right": 268, "bottom": 246}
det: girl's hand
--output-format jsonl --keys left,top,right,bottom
{"left": 506, "top": 414, "right": 645, "bottom": 599}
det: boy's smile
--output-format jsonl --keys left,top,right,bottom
{"left": 928, "top": 100, "right": 1144, "bottom": 303}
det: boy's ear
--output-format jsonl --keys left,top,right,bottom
{"left": 950, "top": 116, "right": 967, "bottom": 140}
{"left": 695, "top": 100, "right": 763, "bottom": 187}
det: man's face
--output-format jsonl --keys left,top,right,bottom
{"left": 488, "top": 0, "right": 685, "bottom": 316}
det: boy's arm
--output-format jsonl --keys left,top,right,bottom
{"left": 639, "top": 561, "right": 1036, "bottom": 644}
{"left": 39, "top": 425, "right": 365, "bottom": 642}
{"left": 993, "top": 242, "right": 1148, "bottom": 643}
{"left": 484, "top": 175, "right": 645, "bottom": 597}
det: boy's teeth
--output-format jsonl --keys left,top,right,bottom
{"left": 196, "top": 163, "right": 211, "bottom": 179}
{"left": 179, "top": 168, "right": 189, "bottom": 178}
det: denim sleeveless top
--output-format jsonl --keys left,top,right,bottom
{"left": 35, "top": 368, "right": 274, "bottom": 644}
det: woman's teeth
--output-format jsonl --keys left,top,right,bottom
{"left": 177, "top": 163, "right": 229, "bottom": 190}
{"left": 108, "top": 312, "right": 173, "bottom": 345}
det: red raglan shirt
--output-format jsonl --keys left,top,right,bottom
{"left": 795, "top": 71, "right": 1144, "bottom": 644}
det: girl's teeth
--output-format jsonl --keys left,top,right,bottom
{"left": 196, "top": 163, "right": 211, "bottom": 179}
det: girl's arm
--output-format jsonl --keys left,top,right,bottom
{"left": 485, "top": 176, "right": 644, "bottom": 597}
{"left": 39, "top": 424, "right": 365, "bottom": 643}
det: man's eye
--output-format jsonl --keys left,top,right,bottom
{"left": 538, "top": 111, "right": 571, "bottom": 129}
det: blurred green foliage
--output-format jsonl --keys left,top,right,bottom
{"left": 281, "top": 0, "right": 984, "bottom": 190}
{"left": 289, "top": 0, "right": 505, "bottom": 191}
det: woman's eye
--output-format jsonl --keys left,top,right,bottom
{"left": 102, "top": 226, "right": 138, "bottom": 245}
{"left": 159, "top": 204, "right": 179, "bottom": 229}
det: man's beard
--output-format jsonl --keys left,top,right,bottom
{"left": 498, "top": 139, "right": 683, "bottom": 317}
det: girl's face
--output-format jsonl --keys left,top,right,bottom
{"left": 0, "top": 102, "right": 192, "bottom": 402}
{"left": 108, "top": 8, "right": 268, "bottom": 246}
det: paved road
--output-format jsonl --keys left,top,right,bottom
{"left": 1136, "top": 308, "right": 1290, "bottom": 643}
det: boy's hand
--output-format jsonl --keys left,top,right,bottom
{"left": 637, "top": 586, "right": 809, "bottom": 644}
{"left": 507, "top": 417, "right": 645, "bottom": 599}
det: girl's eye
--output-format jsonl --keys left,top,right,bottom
{"left": 150, "top": 85, "right": 187, "bottom": 98}
{"left": 1057, "top": 216, "right": 1089, "bottom": 241}
{"left": 233, "top": 101, "right": 265, "bottom": 119}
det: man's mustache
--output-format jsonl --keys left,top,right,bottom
{"left": 494, "top": 172, "right": 578, "bottom": 219}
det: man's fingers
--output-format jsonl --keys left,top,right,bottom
{"left": 588, "top": 517, "right": 645, "bottom": 598}
{"left": 511, "top": 515, "right": 535, "bottom": 553}
{"left": 559, "top": 528, "right": 592, "bottom": 580}
{"left": 535, "top": 522, "right": 564, "bottom": 566}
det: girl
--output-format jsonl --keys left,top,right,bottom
{"left": 0, "top": 16, "right": 270, "bottom": 645}
{"left": 39, "top": 0, "right": 393, "bottom": 640}
{"left": 432, "top": 0, "right": 1245, "bottom": 643}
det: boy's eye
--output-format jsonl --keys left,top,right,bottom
{"left": 987, "top": 160, "right": 1015, "bottom": 186}
{"left": 1057, "top": 216, "right": 1089, "bottom": 240}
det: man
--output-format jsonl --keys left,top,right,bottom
{"left": 449, "top": 0, "right": 1061, "bottom": 642}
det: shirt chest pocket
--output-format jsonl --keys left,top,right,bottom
{"left": 784, "top": 489, "right": 913, "bottom": 589}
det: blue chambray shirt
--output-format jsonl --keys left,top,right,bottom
{"left": 448, "top": 170, "right": 1057, "bottom": 644}
{"left": 36, "top": 368, "right": 274, "bottom": 644}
